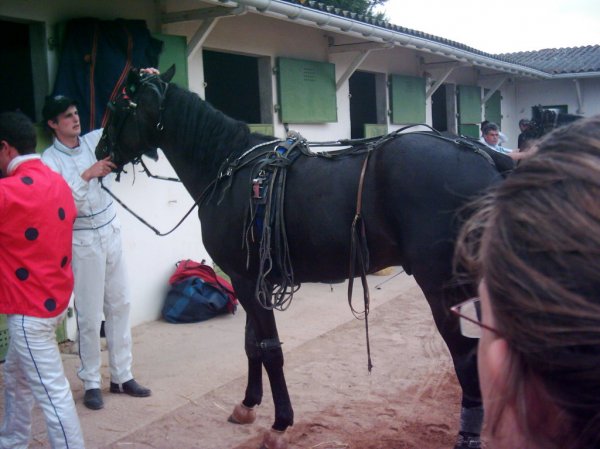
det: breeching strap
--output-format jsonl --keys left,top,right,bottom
{"left": 348, "top": 151, "right": 373, "bottom": 372}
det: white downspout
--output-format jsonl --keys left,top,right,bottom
{"left": 573, "top": 79, "right": 584, "bottom": 114}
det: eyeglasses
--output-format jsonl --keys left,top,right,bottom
{"left": 450, "top": 297, "right": 500, "bottom": 339}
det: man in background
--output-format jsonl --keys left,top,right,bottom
{"left": 481, "top": 122, "right": 513, "bottom": 154}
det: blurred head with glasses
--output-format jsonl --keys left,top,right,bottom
{"left": 453, "top": 114, "right": 600, "bottom": 449}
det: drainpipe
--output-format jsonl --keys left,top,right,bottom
{"left": 573, "top": 79, "right": 584, "bottom": 114}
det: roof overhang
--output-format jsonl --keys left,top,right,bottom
{"left": 166, "top": 0, "right": 597, "bottom": 81}
{"left": 179, "top": 0, "right": 548, "bottom": 79}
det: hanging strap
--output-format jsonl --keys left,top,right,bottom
{"left": 347, "top": 150, "right": 373, "bottom": 372}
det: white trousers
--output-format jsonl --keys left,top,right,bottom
{"left": 73, "top": 226, "right": 133, "bottom": 390}
{"left": 0, "top": 313, "right": 85, "bottom": 449}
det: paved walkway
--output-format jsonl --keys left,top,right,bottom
{"left": 0, "top": 270, "right": 419, "bottom": 448}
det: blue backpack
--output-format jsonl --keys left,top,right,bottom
{"left": 162, "top": 260, "right": 238, "bottom": 324}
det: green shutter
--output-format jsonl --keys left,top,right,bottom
{"left": 276, "top": 57, "right": 337, "bottom": 123}
{"left": 364, "top": 124, "right": 388, "bottom": 138}
{"left": 153, "top": 33, "right": 188, "bottom": 89}
{"left": 389, "top": 74, "right": 426, "bottom": 124}
{"left": 458, "top": 85, "right": 481, "bottom": 137}
{"left": 484, "top": 90, "right": 502, "bottom": 127}
{"left": 35, "top": 123, "right": 53, "bottom": 154}
{"left": 248, "top": 124, "right": 274, "bottom": 136}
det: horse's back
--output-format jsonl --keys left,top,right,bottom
{"left": 282, "top": 133, "right": 504, "bottom": 280}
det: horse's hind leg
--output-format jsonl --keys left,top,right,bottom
{"left": 413, "top": 264, "right": 482, "bottom": 449}
{"left": 426, "top": 289, "right": 482, "bottom": 449}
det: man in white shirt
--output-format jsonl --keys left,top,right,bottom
{"left": 41, "top": 95, "right": 151, "bottom": 411}
{"left": 480, "top": 122, "right": 513, "bottom": 154}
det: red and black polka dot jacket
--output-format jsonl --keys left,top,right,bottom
{"left": 0, "top": 159, "right": 77, "bottom": 317}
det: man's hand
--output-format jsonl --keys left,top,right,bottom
{"left": 140, "top": 68, "right": 160, "bottom": 75}
{"left": 81, "top": 157, "right": 117, "bottom": 181}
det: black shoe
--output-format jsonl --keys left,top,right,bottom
{"left": 110, "top": 379, "right": 151, "bottom": 397}
{"left": 83, "top": 388, "right": 104, "bottom": 410}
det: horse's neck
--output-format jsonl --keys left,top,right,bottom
{"left": 158, "top": 149, "right": 206, "bottom": 199}
{"left": 156, "top": 85, "right": 258, "bottom": 199}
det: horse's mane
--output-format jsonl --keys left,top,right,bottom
{"left": 162, "top": 83, "right": 251, "bottom": 167}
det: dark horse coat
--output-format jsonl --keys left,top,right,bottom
{"left": 97, "top": 67, "right": 510, "bottom": 448}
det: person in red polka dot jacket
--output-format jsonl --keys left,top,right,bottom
{"left": 0, "top": 111, "right": 85, "bottom": 448}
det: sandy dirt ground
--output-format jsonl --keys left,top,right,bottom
{"left": 1, "top": 272, "right": 466, "bottom": 449}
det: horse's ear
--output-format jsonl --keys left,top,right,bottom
{"left": 161, "top": 65, "right": 176, "bottom": 83}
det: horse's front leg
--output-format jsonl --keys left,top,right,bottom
{"left": 256, "top": 319, "right": 293, "bottom": 449}
{"left": 229, "top": 317, "right": 263, "bottom": 424}
{"left": 228, "top": 278, "right": 294, "bottom": 449}
{"left": 231, "top": 315, "right": 293, "bottom": 448}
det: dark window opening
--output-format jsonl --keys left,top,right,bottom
{"left": 203, "top": 50, "right": 260, "bottom": 124}
{"left": 349, "top": 71, "right": 377, "bottom": 139}
{"left": 431, "top": 84, "right": 447, "bottom": 132}
{"left": 0, "top": 20, "right": 35, "bottom": 120}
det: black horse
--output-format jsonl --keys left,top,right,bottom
{"left": 96, "top": 67, "right": 510, "bottom": 449}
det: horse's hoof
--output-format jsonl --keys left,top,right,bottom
{"left": 260, "top": 429, "right": 288, "bottom": 449}
{"left": 228, "top": 402, "right": 257, "bottom": 424}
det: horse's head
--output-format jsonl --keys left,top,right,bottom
{"left": 95, "top": 65, "right": 176, "bottom": 170}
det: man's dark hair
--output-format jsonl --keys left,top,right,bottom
{"left": 0, "top": 111, "right": 37, "bottom": 155}
{"left": 519, "top": 118, "right": 531, "bottom": 127}
{"left": 482, "top": 122, "right": 500, "bottom": 135}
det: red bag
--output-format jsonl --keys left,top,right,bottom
{"left": 168, "top": 259, "right": 238, "bottom": 313}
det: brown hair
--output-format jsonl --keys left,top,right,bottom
{"left": 456, "top": 115, "right": 600, "bottom": 449}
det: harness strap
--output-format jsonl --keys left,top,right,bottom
{"left": 348, "top": 151, "right": 373, "bottom": 372}
{"left": 99, "top": 176, "right": 216, "bottom": 236}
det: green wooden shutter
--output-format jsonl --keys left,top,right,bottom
{"left": 364, "top": 124, "right": 388, "bottom": 138}
{"left": 248, "top": 124, "right": 274, "bottom": 136}
{"left": 35, "top": 123, "right": 53, "bottom": 154}
{"left": 458, "top": 85, "right": 481, "bottom": 138}
{"left": 484, "top": 90, "right": 502, "bottom": 127}
{"left": 389, "top": 74, "right": 426, "bottom": 124}
{"left": 153, "top": 33, "right": 188, "bottom": 89}
{"left": 276, "top": 57, "right": 337, "bottom": 123}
